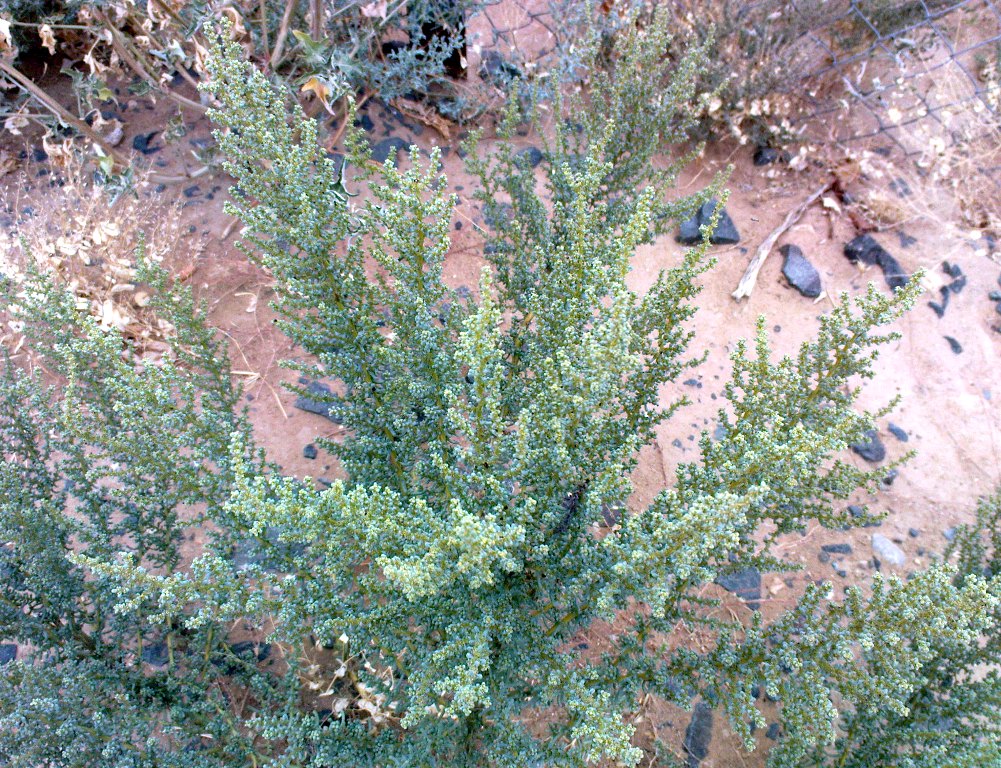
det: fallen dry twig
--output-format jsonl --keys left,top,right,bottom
{"left": 0, "top": 58, "right": 210, "bottom": 185}
{"left": 732, "top": 180, "right": 833, "bottom": 301}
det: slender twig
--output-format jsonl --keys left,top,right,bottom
{"left": 327, "top": 90, "right": 374, "bottom": 147}
{"left": 149, "top": 0, "right": 187, "bottom": 28}
{"left": 0, "top": 58, "right": 210, "bottom": 184}
{"left": 217, "top": 327, "right": 289, "bottom": 420}
{"left": 8, "top": 20, "right": 92, "bottom": 30}
{"left": 269, "top": 0, "right": 299, "bottom": 69}
{"left": 96, "top": 13, "right": 206, "bottom": 113}
{"left": 309, "top": 0, "right": 322, "bottom": 42}
{"left": 171, "top": 61, "right": 202, "bottom": 94}
{"left": 732, "top": 180, "right": 834, "bottom": 301}
{"left": 259, "top": 0, "right": 270, "bottom": 67}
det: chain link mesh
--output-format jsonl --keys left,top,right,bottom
{"left": 466, "top": 0, "right": 999, "bottom": 212}
{"left": 468, "top": 1, "right": 999, "bottom": 149}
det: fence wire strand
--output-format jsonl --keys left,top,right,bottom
{"left": 470, "top": 0, "right": 999, "bottom": 201}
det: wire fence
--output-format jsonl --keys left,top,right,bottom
{"left": 789, "top": 1, "right": 1000, "bottom": 159}
{"left": 470, "top": 0, "right": 1000, "bottom": 153}
{"left": 467, "top": 0, "right": 1000, "bottom": 217}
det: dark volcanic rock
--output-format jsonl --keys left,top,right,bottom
{"left": 516, "top": 146, "right": 544, "bottom": 168}
{"left": 677, "top": 215, "right": 702, "bottom": 244}
{"left": 677, "top": 199, "right": 740, "bottom": 246}
{"left": 851, "top": 429, "right": 886, "bottom": 463}
{"left": 753, "top": 146, "right": 789, "bottom": 166}
{"left": 141, "top": 641, "right": 169, "bottom": 667}
{"left": 600, "top": 502, "right": 623, "bottom": 527}
{"left": 822, "top": 543, "right": 853, "bottom": 555}
{"left": 0, "top": 644, "right": 16, "bottom": 665}
{"left": 354, "top": 113, "right": 375, "bottom": 132}
{"left": 132, "top": 131, "right": 161, "bottom": 155}
{"left": 294, "top": 380, "right": 341, "bottom": 423}
{"left": 879, "top": 251, "right": 909, "bottom": 291}
{"left": 230, "top": 641, "right": 272, "bottom": 662}
{"left": 848, "top": 504, "right": 881, "bottom": 528}
{"left": 684, "top": 702, "right": 714, "bottom": 767}
{"left": 303, "top": 443, "right": 318, "bottom": 460}
{"left": 938, "top": 286, "right": 951, "bottom": 312}
{"left": 943, "top": 261, "right": 963, "bottom": 279}
{"left": 780, "top": 244, "right": 822, "bottom": 298}
{"left": 371, "top": 136, "right": 409, "bottom": 164}
{"left": 212, "top": 641, "right": 272, "bottom": 674}
{"left": 844, "top": 234, "right": 909, "bottom": 291}
{"left": 944, "top": 335, "right": 963, "bottom": 354}
{"left": 716, "top": 567, "right": 761, "bottom": 611}
{"left": 889, "top": 177, "right": 911, "bottom": 197}
{"left": 844, "top": 234, "right": 884, "bottom": 266}
{"left": 479, "top": 50, "right": 523, "bottom": 87}
{"left": 887, "top": 423, "right": 909, "bottom": 442}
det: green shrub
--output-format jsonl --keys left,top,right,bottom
{"left": 0, "top": 255, "right": 269, "bottom": 766}
{"left": 2, "top": 9, "right": 1001, "bottom": 768}
{"left": 812, "top": 493, "right": 1001, "bottom": 768}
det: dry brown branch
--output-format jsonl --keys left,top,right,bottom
{"left": 390, "top": 97, "right": 453, "bottom": 140}
{"left": 0, "top": 59, "right": 211, "bottom": 185}
{"left": 731, "top": 180, "right": 833, "bottom": 301}
{"left": 95, "top": 11, "right": 206, "bottom": 113}
{"left": 269, "top": 0, "right": 299, "bottom": 69}
{"left": 260, "top": 0, "right": 270, "bottom": 64}
{"left": 309, "top": 0, "right": 322, "bottom": 41}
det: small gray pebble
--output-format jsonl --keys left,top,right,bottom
{"left": 872, "top": 533, "right": 906, "bottom": 567}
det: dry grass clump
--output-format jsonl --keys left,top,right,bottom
{"left": 0, "top": 154, "right": 185, "bottom": 357}
{"left": 795, "top": 3, "right": 1001, "bottom": 240}
{"left": 656, "top": 0, "right": 832, "bottom": 147}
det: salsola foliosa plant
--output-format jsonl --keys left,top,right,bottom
{"left": 0, "top": 252, "right": 271, "bottom": 766}
{"left": 803, "top": 492, "right": 1001, "bottom": 768}
{"left": 2, "top": 9, "right": 999, "bottom": 768}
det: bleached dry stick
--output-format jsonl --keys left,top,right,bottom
{"left": 731, "top": 180, "right": 833, "bottom": 301}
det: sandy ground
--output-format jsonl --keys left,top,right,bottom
{"left": 3, "top": 64, "right": 1001, "bottom": 765}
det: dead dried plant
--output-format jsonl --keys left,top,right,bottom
{"left": 0, "top": 154, "right": 186, "bottom": 357}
